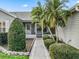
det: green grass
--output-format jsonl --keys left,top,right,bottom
{"left": 0, "top": 52, "right": 29, "bottom": 59}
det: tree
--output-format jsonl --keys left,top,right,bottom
{"left": 44, "top": 0, "right": 71, "bottom": 42}
{"left": 31, "top": 1, "right": 45, "bottom": 37}
{"left": 8, "top": 18, "right": 26, "bottom": 51}
{"left": 32, "top": 0, "right": 71, "bottom": 42}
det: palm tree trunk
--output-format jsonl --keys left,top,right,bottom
{"left": 42, "top": 20, "right": 43, "bottom": 38}
{"left": 53, "top": 17, "right": 59, "bottom": 43}
{"left": 42, "top": 27, "right": 43, "bottom": 38}
{"left": 47, "top": 26, "right": 54, "bottom": 40}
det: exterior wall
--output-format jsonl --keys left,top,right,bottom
{"left": 62, "top": 12, "right": 79, "bottom": 49}
{"left": 0, "top": 10, "right": 36, "bottom": 39}
{"left": 0, "top": 11, "right": 15, "bottom": 32}
{"left": 0, "top": 10, "right": 50, "bottom": 39}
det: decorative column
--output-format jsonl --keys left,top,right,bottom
{"left": 35, "top": 23, "right": 37, "bottom": 38}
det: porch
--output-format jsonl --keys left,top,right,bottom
{"left": 23, "top": 21, "right": 50, "bottom": 39}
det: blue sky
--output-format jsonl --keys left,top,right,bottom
{"left": 0, "top": 0, "right": 78, "bottom": 12}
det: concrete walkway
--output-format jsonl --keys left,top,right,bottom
{"left": 29, "top": 38, "right": 51, "bottom": 59}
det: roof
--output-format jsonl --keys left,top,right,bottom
{"left": 70, "top": 3, "right": 79, "bottom": 12}
{"left": 0, "top": 8, "right": 16, "bottom": 18}
{"left": 10, "top": 12, "right": 32, "bottom": 21}
{"left": 0, "top": 8, "right": 32, "bottom": 22}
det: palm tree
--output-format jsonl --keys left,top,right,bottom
{"left": 43, "top": 0, "right": 71, "bottom": 42}
{"left": 31, "top": 1, "right": 45, "bottom": 37}
{"left": 45, "top": 0, "right": 69, "bottom": 28}
{"left": 31, "top": 0, "right": 71, "bottom": 42}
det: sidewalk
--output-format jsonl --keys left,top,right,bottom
{"left": 29, "top": 38, "right": 51, "bottom": 59}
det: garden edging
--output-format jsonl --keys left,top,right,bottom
{"left": 0, "top": 46, "right": 29, "bottom": 56}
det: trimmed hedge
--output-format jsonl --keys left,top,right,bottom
{"left": 8, "top": 18, "right": 26, "bottom": 51}
{"left": 0, "top": 33, "right": 7, "bottom": 45}
{"left": 43, "top": 35, "right": 64, "bottom": 43}
{"left": 49, "top": 43, "right": 79, "bottom": 59}
{"left": 43, "top": 35, "right": 64, "bottom": 49}
{"left": 44, "top": 39, "right": 55, "bottom": 49}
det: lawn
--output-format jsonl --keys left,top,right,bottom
{"left": 0, "top": 52, "right": 29, "bottom": 59}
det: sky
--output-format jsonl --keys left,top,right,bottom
{"left": 0, "top": 0, "right": 78, "bottom": 12}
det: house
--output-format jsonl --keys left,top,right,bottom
{"left": 58, "top": 3, "right": 79, "bottom": 49}
{"left": 0, "top": 8, "right": 49, "bottom": 39}
{"left": 1, "top": 3, "right": 79, "bottom": 49}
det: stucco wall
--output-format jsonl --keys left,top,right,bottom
{"left": 62, "top": 12, "right": 79, "bottom": 49}
{"left": 0, "top": 11, "right": 15, "bottom": 32}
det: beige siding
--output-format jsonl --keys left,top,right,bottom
{"left": 63, "top": 12, "right": 79, "bottom": 48}
{"left": 0, "top": 11, "right": 15, "bottom": 32}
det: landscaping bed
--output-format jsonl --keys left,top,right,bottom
{"left": 43, "top": 35, "right": 64, "bottom": 49}
{"left": 26, "top": 38, "right": 35, "bottom": 52}
{"left": 0, "top": 33, "right": 35, "bottom": 56}
{"left": 43, "top": 35, "right": 79, "bottom": 59}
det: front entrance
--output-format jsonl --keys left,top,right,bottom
{"left": 36, "top": 24, "right": 42, "bottom": 38}
{"left": 25, "top": 23, "right": 31, "bottom": 34}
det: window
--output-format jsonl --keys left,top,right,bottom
{"left": 0, "top": 22, "right": 6, "bottom": 32}
{"left": 0, "top": 22, "right": 1, "bottom": 32}
{"left": 3, "top": 22, "right": 5, "bottom": 27}
{"left": 3, "top": 22, "right": 5, "bottom": 32}
{"left": 77, "top": 6, "right": 79, "bottom": 9}
{"left": 77, "top": 6, "right": 79, "bottom": 10}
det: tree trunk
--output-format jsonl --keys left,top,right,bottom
{"left": 42, "top": 20, "right": 43, "bottom": 38}
{"left": 47, "top": 26, "right": 55, "bottom": 40}
{"left": 49, "top": 26, "right": 59, "bottom": 43}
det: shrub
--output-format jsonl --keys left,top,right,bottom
{"left": 44, "top": 39, "right": 55, "bottom": 49}
{"left": 0, "top": 33, "right": 7, "bottom": 45}
{"left": 43, "top": 35, "right": 51, "bottom": 40}
{"left": 52, "top": 36, "right": 64, "bottom": 43}
{"left": 8, "top": 18, "right": 26, "bottom": 51}
{"left": 58, "top": 39, "right": 65, "bottom": 43}
{"left": 49, "top": 43, "right": 79, "bottom": 59}
{"left": 43, "top": 35, "right": 62, "bottom": 42}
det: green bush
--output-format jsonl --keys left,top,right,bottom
{"left": 49, "top": 43, "right": 79, "bottom": 59}
{"left": 43, "top": 35, "right": 51, "bottom": 40}
{"left": 8, "top": 18, "right": 26, "bottom": 51}
{"left": 50, "top": 36, "right": 64, "bottom": 43}
{"left": 43, "top": 35, "right": 64, "bottom": 43}
{"left": 44, "top": 39, "right": 55, "bottom": 49}
{"left": 0, "top": 33, "right": 7, "bottom": 45}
